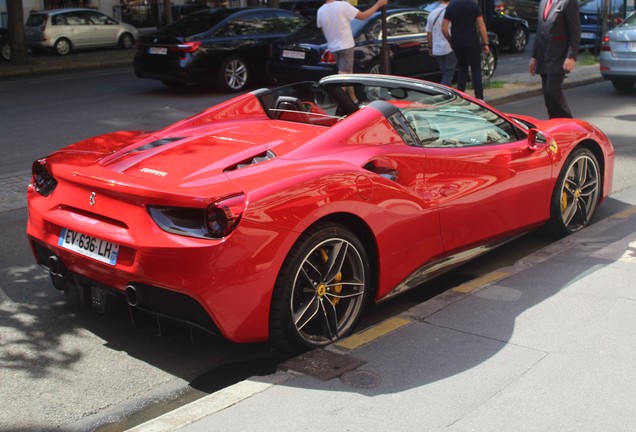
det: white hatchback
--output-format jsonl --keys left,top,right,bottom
{"left": 25, "top": 8, "right": 138, "bottom": 56}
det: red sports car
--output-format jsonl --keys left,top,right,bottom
{"left": 26, "top": 75, "right": 614, "bottom": 353}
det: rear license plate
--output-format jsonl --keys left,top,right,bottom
{"left": 58, "top": 228, "right": 120, "bottom": 265}
{"left": 581, "top": 32, "right": 596, "bottom": 40}
{"left": 148, "top": 47, "right": 168, "bottom": 55}
{"left": 282, "top": 49, "right": 305, "bottom": 60}
{"left": 627, "top": 41, "right": 636, "bottom": 50}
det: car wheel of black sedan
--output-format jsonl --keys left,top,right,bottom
{"left": 54, "top": 37, "right": 71, "bottom": 56}
{"left": 269, "top": 222, "right": 371, "bottom": 353}
{"left": 217, "top": 55, "right": 249, "bottom": 93}
{"left": 365, "top": 59, "right": 381, "bottom": 74}
{"left": 481, "top": 50, "right": 497, "bottom": 80}
{"left": 548, "top": 148, "right": 601, "bottom": 237}
{"left": 511, "top": 27, "right": 528, "bottom": 53}
{"left": 1, "top": 40, "right": 10, "bottom": 61}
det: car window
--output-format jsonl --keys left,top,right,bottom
{"left": 160, "top": 10, "right": 234, "bottom": 36}
{"left": 59, "top": 12, "right": 87, "bottom": 26}
{"left": 220, "top": 11, "right": 280, "bottom": 36}
{"left": 26, "top": 14, "right": 46, "bottom": 27}
{"left": 619, "top": 11, "right": 636, "bottom": 26}
{"left": 85, "top": 11, "right": 111, "bottom": 25}
{"left": 386, "top": 12, "right": 425, "bottom": 37}
{"left": 272, "top": 10, "right": 307, "bottom": 32}
{"left": 354, "top": 84, "right": 519, "bottom": 147}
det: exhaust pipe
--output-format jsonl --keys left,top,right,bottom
{"left": 46, "top": 255, "right": 66, "bottom": 278}
{"left": 124, "top": 284, "right": 145, "bottom": 307}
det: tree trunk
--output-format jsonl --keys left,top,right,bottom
{"left": 7, "top": 0, "right": 29, "bottom": 65}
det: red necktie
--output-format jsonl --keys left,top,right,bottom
{"left": 544, "top": 0, "right": 553, "bottom": 19}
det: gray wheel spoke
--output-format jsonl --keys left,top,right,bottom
{"left": 319, "top": 297, "right": 339, "bottom": 340}
{"left": 294, "top": 295, "right": 320, "bottom": 331}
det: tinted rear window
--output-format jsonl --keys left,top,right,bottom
{"left": 26, "top": 14, "right": 46, "bottom": 26}
{"left": 159, "top": 10, "right": 236, "bottom": 36}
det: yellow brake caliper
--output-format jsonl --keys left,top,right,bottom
{"left": 320, "top": 248, "right": 343, "bottom": 306}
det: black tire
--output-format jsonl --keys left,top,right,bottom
{"left": 611, "top": 78, "right": 634, "bottom": 92}
{"left": 365, "top": 59, "right": 381, "bottom": 74}
{"left": 481, "top": 49, "right": 496, "bottom": 80}
{"left": 510, "top": 27, "right": 528, "bottom": 53}
{"left": 1, "top": 40, "right": 10, "bottom": 61}
{"left": 269, "top": 222, "right": 371, "bottom": 353}
{"left": 216, "top": 55, "right": 249, "bottom": 93}
{"left": 546, "top": 148, "right": 601, "bottom": 238}
{"left": 118, "top": 33, "right": 134, "bottom": 49}
{"left": 54, "top": 38, "right": 71, "bottom": 56}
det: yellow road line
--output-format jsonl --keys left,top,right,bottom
{"left": 452, "top": 270, "right": 511, "bottom": 294}
{"left": 335, "top": 317, "right": 412, "bottom": 350}
{"left": 611, "top": 206, "right": 636, "bottom": 219}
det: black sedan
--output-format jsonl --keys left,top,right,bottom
{"left": 420, "top": 0, "right": 529, "bottom": 53}
{"left": 134, "top": 8, "right": 307, "bottom": 92}
{"left": 267, "top": 7, "right": 498, "bottom": 86}
{"left": 1, "top": 28, "right": 10, "bottom": 61}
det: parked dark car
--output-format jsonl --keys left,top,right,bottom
{"left": 421, "top": 0, "right": 530, "bottom": 52}
{"left": 580, "top": 0, "right": 634, "bottom": 52}
{"left": 267, "top": 8, "right": 498, "bottom": 86}
{"left": 0, "top": 28, "right": 10, "bottom": 61}
{"left": 494, "top": 0, "right": 539, "bottom": 30}
{"left": 134, "top": 8, "right": 307, "bottom": 92}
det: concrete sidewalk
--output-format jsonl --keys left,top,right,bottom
{"left": 130, "top": 188, "right": 636, "bottom": 432}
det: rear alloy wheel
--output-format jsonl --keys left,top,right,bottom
{"left": 1, "top": 40, "right": 10, "bottom": 61}
{"left": 54, "top": 38, "right": 71, "bottom": 56}
{"left": 365, "top": 59, "right": 381, "bottom": 74}
{"left": 481, "top": 50, "right": 496, "bottom": 80}
{"left": 269, "top": 222, "right": 370, "bottom": 353}
{"left": 217, "top": 55, "right": 249, "bottom": 92}
{"left": 547, "top": 148, "right": 600, "bottom": 237}
{"left": 511, "top": 27, "right": 528, "bottom": 53}
{"left": 118, "top": 33, "right": 134, "bottom": 49}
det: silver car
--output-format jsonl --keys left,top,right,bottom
{"left": 600, "top": 11, "right": 636, "bottom": 91}
{"left": 25, "top": 8, "right": 138, "bottom": 56}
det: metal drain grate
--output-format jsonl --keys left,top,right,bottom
{"left": 279, "top": 349, "right": 366, "bottom": 381}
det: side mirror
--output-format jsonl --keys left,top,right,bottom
{"left": 528, "top": 128, "right": 553, "bottom": 152}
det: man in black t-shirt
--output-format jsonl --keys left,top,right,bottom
{"left": 442, "top": 0, "right": 491, "bottom": 100}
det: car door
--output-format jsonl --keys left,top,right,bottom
{"left": 59, "top": 11, "right": 91, "bottom": 48}
{"left": 404, "top": 102, "right": 554, "bottom": 252}
{"left": 84, "top": 11, "right": 119, "bottom": 46}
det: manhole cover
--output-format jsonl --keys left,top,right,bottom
{"left": 279, "top": 349, "right": 366, "bottom": 381}
{"left": 340, "top": 370, "right": 382, "bottom": 389}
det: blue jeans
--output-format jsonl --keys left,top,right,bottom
{"left": 435, "top": 51, "right": 457, "bottom": 87}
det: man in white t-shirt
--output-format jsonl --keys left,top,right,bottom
{"left": 317, "top": 0, "right": 387, "bottom": 75}
{"left": 425, "top": 0, "right": 456, "bottom": 86}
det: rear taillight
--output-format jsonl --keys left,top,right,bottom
{"left": 320, "top": 50, "right": 335, "bottom": 64}
{"left": 170, "top": 41, "right": 201, "bottom": 53}
{"left": 31, "top": 159, "right": 57, "bottom": 197}
{"left": 601, "top": 35, "right": 611, "bottom": 52}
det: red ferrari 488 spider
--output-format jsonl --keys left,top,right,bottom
{"left": 26, "top": 74, "right": 614, "bottom": 353}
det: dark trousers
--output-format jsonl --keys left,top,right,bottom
{"left": 541, "top": 74, "right": 572, "bottom": 118}
{"left": 454, "top": 45, "right": 483, "bottom": 100}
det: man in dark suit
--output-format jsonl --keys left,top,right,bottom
{"left": 529, "top": 0, "right": 580, "bottom": 118}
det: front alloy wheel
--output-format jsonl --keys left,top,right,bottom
{"left": 269, "top": 223, "right": 370, "bottom": 353}
{"left": 548, "top": 148, "right": 600, "bottom": 237}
